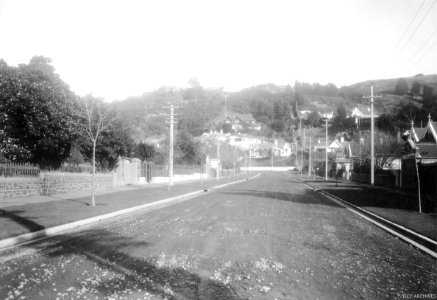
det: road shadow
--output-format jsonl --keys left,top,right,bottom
{"left": 301, "top": 178, "right": 437, "bottom": 213}
{"left": 220, "top": 189, "right": 343, "bottom": 208}
{"left": 1, "top": 210, "right": 243, "bottom": 300}
{"left": 0, "top": 209, "right": 45, "bottom": 232}
{"left": 321, "top": 186, "right": 432, "bottom": 211}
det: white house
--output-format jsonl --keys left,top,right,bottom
{"left": 274, "top": 140, "right": 292, "bottom": 157}
{"left": 200, "top": 130, "right": 230, "bottom": 144}
{"left": 319, "top": 111, "right": 334, "bottom": 119}
{"left": 313, "top": 136, "right": 353, "bottom": 179}
{"left": 228, "top": 134, "right": 263, "bottom": 151}
{"left": 351, "top": 104, "right": 379, "bottom": 119}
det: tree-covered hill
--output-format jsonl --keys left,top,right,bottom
{"left": 113, "top": 74, "right": 437, "bottom": 143}
{"left": 345, "top": 74, "right": 437, "bottom": 96}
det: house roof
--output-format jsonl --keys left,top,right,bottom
{"left": 402, "top": 118, "right": 437, "bottom": 159}
{"left": 210, "top": 113, "right": 256, "bottom": 127}
{"left": 414, "top": 127, "right": 427, "bottom": 141}
{"left": 351, "top": 104, "right": 381, "bottom": 117}
{"left": 419, "top": 121, "right": 437, "bottom": 143}
{"left": 417, "top": 143, "right": 437, "bottom": 158}
{"left": 235, "top": 114, "right": 256, "bottom": 123}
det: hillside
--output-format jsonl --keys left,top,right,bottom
{"left": 346, "top": 74, "right": 437, "bottom": 95}
{"left": 113, "top": 75, "right": 437, "bottom": 143}
{"left": 297, "top": 74, "right": 437, "bottom": 116}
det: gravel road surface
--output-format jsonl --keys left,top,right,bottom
{"left": 0, "top": 172, "right": 435, "bottom": 299}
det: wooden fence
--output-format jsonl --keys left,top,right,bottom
{"left": 0, "top": 161, "right": 40, "bottom": 177}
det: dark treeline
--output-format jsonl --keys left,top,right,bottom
{"left": 0, "top": 56, "right": 133, "bottom": 170}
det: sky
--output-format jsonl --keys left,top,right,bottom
{"left": 0, "top": 0, "right": 436, "bottom": 101}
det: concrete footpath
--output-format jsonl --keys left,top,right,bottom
{"left": 294, "top": 174, "right": 437, "bottom": 241}
{"left": 0, "top": 174, "right": 256, "bottom": 248}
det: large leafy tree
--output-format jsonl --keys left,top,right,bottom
{"left": 0, "top": 57, "right": 77, "bottom": 168}
{"left": 135, "top": 142, "right": 155, "bottom": 162}
{"left": 175, "top": 130, "right": 197, "bottom": 164}
{"left": 94, "top": 119, "right": 134, "bottom": 170}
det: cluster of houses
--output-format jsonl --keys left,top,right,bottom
{"left": 199, "top": 130, "right": 292, "bottom": 159}
{"left": 308, "top": 115, "right": 437, "bottom": 196}
{"left": 144, "top": 106, "right": 436, "bottom": 197}
{"left": 299, "top": 104, "right": 380, "bottom": 122}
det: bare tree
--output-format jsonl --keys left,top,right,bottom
{"left": 193, "top": 141, "right": 208, "bottom": 184}
{"left": 77, "top": 95, "right": 116, "bottom": 206}
{"left": 351, "top": 130, "right": 401, "bottom": 170}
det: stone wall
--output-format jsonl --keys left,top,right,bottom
{"left": 0, "top": 177, "right": 41, "bottom": 199}
{"left": 0, "top": 173, "right": 114, "bottom": 199}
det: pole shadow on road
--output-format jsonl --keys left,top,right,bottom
{"left": 0, "top": 210, "right": 243, "bottom": 300}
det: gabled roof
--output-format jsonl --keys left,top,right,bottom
{"left": 351, "top": 104, "right": 381, "bottom": 118}
{"left": 402, "top": 117, "right": 437, "bottom": 159}
{"left": 419, "top": 121, "right": 437, "bottom": 144}
{"left": 414, "top": 127, "right": 427, "bottom": 142}
{"left": 235, "top": 114, "right": 256, "bottom": 123}
{"left": 328, "top": 140, "right": 342, "bottom": 148}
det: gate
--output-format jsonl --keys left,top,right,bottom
{"left": 141, "top": 162, "right": 153, "bottom": 183}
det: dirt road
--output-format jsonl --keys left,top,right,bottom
{"left": 0, "top": 173, "right": 435, "bottom": 299}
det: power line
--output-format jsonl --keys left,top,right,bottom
{"left": 393, "top": 0, "right": 426, "bottom": 54}
{"left": 406, "top": 29, "right": 437, "bottom": 64}
{"left": 411, "top": 37, "right": 437, "bottom": 68}
{"left": 397, "top": 0, "right": 437, "bottom": 56}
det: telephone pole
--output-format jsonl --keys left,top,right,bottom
{"left": 303, "top": 128, "right": 306, "bottom": 175}
{"left": 216, "top": 142, "right": 220, "bottom": 180}
{"left": 299, "top": 119, "right": 303, "bottom": 175}
{"left": 249, "top": 146, "right": 252, "bottom": 174}
{"left": 325, "top": 118, "right": 329, "bottom": 181}
{"left": 308, "top": 137, "right": 312, "bottom": 178}
{"left": 164, "top": 105, "right": 178, "bottom": 188}
{"left": 224, "top": 95, "right": 228, "bottom": 120}
{"left": 363, "top": 85, "right": 382, "bottom": 187}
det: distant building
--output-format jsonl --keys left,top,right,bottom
{"left": 228, "top": 134, "right": 263, "bottom": 150}
{"left": 225, "top": 134, "right": 291, "bottom": 158}
{"left": 212, "top": 113, "right": 261, "bottom": 132}
{"left": 200, "top": 130, "right": 230, "bottom": 144}
{"left": 319, "top": 111, "right": 334, "bottom": 119}
{"left": 298, "top": 110, "right": 312, "bottom": 120}
{"left": 313, "top": 136, "right": 353, "bottom": 179}
{"left": 351, "top": 104, "right": 380, "bottom": 119}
